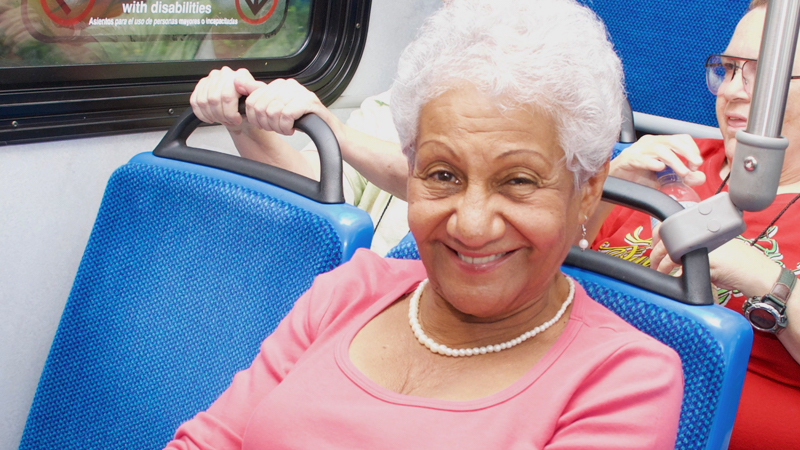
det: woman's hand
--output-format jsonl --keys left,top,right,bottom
{"left": 585, "top": 134, "right": 707, "bottom": 243}
{"left": 650, "top": 236, "right": 781, "bottom": 298}
{"left": 189, "top": 68, "right": 408, "bottom": 197}
{"left": 191, "top": 67, "right": 343, "bottom": 137}
{"left": 240, "top": 77, "right": 343, "bottom": 137}
{"left": 191, "top": 66, "right": 264, "bottom": 131}
{"left": 190, "top": 68, "right": 336, "bottom": 180}
{"left": 610, "top": 134, "right": 706, "bottom": 189}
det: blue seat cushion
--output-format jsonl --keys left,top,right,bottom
{"left": 21, "top": 160, "right": 350, "bottom": 449}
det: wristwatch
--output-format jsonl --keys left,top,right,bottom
{"left": 742, "top": 267, "right": 797, "bottom": 334}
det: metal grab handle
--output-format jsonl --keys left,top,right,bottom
{"left": 567, "top": 177, "right": 716, "bottom": 305}
{"left": 153, "top": 99, "right": 344, "bottom": 204}
{"left": 657, "top": 0, "right": 799, "bottom": 266}
{"left": 619, "top": 98, "right": 636, "bottom": 144}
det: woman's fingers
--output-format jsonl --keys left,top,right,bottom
{"left": 667, "top": 134, "right": 704, "bottom": 169}
{"left": 190, "top": 66, "right": 245, "bottom": 127}
{"left": 243, "top": 82, "right": 280, "bottom": 132}
{"left": 649, "top": 240, "right": 679, "bottom": 274}
{"left": 192, "top": 72, "right": 328, "bottom": 136}
{"left": 190, "top": 71, "right": 332, "bottom": 135}
{"left": 666, "top": 134, "right": 706, "bottom": 186}
{"left": 610, "top": 134, "right": 706, "bottom": 188}
{"left": 233, "top": 68, "right": 264, "bottom": 96}
{"left": 244, "top": 78, "right": 325, "bottom": 136}
{"left": 206, "top": 67, "right": 245, "bottom": 126}
{"left": 190, "top": 77, "right": 212, "bottom": 123}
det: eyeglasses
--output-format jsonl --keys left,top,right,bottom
{"left": 705, "top": 54, "right": 800, "bottom": 96}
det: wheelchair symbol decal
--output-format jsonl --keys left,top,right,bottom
{"left": 235, "top": 0, "right": 277, "bottom": 25}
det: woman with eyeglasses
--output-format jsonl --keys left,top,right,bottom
{"left": 589, "top": 1, "right": 800, "bottom": 448}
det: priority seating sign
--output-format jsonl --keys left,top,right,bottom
{"left": 235, "top": 0, "right": 277, "bottom": 25}
{"left": 22, "top": 0, "right": 288, "bottom": 41}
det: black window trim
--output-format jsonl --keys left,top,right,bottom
{"left": 0, "top": 0, "right": 371, "bottom": 145}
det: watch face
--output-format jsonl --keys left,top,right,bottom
{"left": 749, "top": 307, "right": 778, "bottom": 331}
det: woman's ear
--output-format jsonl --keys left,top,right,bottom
{"left": 579, "top": 160, "right": 609, "bottom": 221}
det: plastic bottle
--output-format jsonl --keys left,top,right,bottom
{"left": 651, "top": 166, "right": 701, "bottom": 232}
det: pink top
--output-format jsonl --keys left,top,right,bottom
{"left": 165, "top": 249, "right": 683, "bottom": 450}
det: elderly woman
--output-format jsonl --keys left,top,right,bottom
{"left": 590, "top": 1, "right": 800, "bottom": 448}
{"left": 165, "top": 1, "right": 683, "bottom": 448}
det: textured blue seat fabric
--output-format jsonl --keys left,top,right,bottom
{"left": 385, "top": 235, "right": 752, "bottom": 450}
{"left": 385, "top": 231, "right": 420, "bottom": 260}
{"left": 611, "top": 142, "right": 631, "bottom": 160}
{"left": 581, "top": 0, "right": 750, "bottom": 127}
{"left": 565, "top": 266, "right": 752, "bottom": 450}
{"left": 19, "top": 153, "right": 372, "bottom": 450}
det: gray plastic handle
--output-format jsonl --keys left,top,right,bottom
{"left": 153, "top": 101, "right": 344, "bottom": 204}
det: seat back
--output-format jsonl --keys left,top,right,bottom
{"left": 562, "top": 264, "right": 751, "bottom": 450}
{"left": 19, "top": 113, "right": 373, "bottom": 450}
{"left": 582, "top": 0, "right": 750, "bottom": 127}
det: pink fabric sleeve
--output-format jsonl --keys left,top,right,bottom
{"left": 162, "top": 258, "right": 358, "bottom": 450}
{"left": 546, "top": 341, "right": 684, "bottom": 450}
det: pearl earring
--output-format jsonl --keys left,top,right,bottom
{"left": 579, "top": 223, "right": 589, "bottom": 251}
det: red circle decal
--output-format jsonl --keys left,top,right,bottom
{"left": 235, "top": 0, "right": 277, "bottom": 25}
{"left": 40, "top": 0, "right": 94, "bottom": 27}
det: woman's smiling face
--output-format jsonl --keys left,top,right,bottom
{"left": 407, "top": 84, "right": 605, "bottom": 319}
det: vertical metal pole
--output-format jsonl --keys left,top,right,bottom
{"left": 729, "top": 0, "right": 800, "bottom": 211}
{"left": 747, "top": 0, "right": 800, "bottom": 138}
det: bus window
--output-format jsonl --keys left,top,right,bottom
{"left": 0, "top": 0, "right": 369, "bottom": 144}
{"left": 0, "top": 0, "right": 309, "bottom": 65}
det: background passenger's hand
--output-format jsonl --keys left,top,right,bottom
{"left": 650, "top": 236, "right": 781, "bottom": 297}
{"left": 190, "top": 68, "right": 345, "bottom": 182}
{"left": 610, "top": 134, "right": 706, "bottom": 189}
{"left": 190, "top": 67, "right": 264, "bottom": 131}
{"left": 191, "top": 68, "right": 341, "bottom": 138}
{"left": 239, "top": 77, "right": 339, "bottom": 137}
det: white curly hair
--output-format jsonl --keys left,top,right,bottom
{"left": 390, "top": 0, "right": 626, "bottom": 185}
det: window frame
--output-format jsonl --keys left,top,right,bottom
{"left": 0, "top": 0, "right": 371, "bottom": 145}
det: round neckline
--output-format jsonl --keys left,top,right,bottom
{"left": 334, "top": 273, "right": 584, "bottom": 411}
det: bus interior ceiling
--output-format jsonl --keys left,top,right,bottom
{"left": 0, "top": 1, "right": 441, "bottom": 448}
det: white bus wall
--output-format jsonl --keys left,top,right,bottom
{"left": 0, "top": 1, "right": 441, "bottom": 448}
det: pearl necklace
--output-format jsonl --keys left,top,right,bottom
{"left": 408, "top": 277, "right": 575, "bottom": 357}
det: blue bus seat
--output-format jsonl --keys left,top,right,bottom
{"left": 19, "top": 114, "right": 373, "bottom": 449}
{"left": 386, "top": 229, "right": 752, "bottom": 450}
{"left": 564, "top": 264, "right": 752, "bottom": 450}
{"left": 612, "top": 141, "right": 632, "bottom": 160}
{"left": 582, "top": 0, "right": 751, "bottom": 128}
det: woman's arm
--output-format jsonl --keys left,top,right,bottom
{"left": 334, "top": 126, "right": 410, "bottom": 201}
{"left": 190, "top": 67, "right": 409, "bottom": 199}
{"left": 651, "top": 239, "right": 800, "bottom": 364}
{"left": 780, "top": 280, "right": 800, "bottom": 364}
